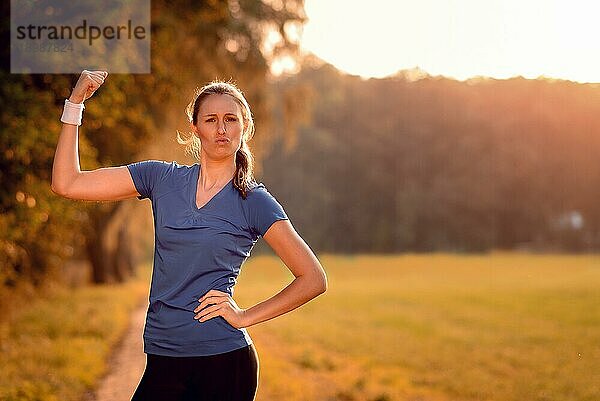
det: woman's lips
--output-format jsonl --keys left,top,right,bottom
{"left": 216, "top": 138, "right": 230, "bottom": 144}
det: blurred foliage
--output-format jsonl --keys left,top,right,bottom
{"left": 0, "top": 72, "right": 98, "bottom": 288}
{"left": 0, "top": 0, "right": 306, "bottom": 290}
{"left": 265, "top": 62, "right": 600, "bottom": 252}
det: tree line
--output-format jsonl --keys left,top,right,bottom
{"left": 263, "top": 62, "right": 600, "bottom": 253}
{"left": 3, "top": 0, "right": 599, "bottom": 295}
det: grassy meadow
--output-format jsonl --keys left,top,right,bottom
{"left": 1, "top": 254, "right": 599, "bottom": 401}
{"left": 0, "top": 266, "right": 150, "bottom": 401}
{"left": 236, "top": 253, "right": 600, "bottom": 401}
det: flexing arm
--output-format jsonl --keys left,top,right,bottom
{"left": 51, "top": 70, "right": 140, "bottom": 201}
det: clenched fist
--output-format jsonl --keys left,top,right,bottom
{"left": 69, "top": 70, "right": 108, "bottom": 104}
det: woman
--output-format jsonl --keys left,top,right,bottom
{"left": 51, "top": 70, "right": 327, "bottom": 401}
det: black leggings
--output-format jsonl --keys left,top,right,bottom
{"left": 131, "top": 344, "right": 259, "bottom": 401}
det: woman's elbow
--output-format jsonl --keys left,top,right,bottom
{"left": 50, "top": 181, "right": 65, "bottom": 196}
{"left": 51, "top": 178, "right": 79, "bottom": 199}
{"left": 321, "top": 277, "right": 328, "bottom": 294}
{"left": 50, "top": 181, "right": 70, "bottom": 198}
{"left": 314, "top": 269, "right": 328, "bottom": 295}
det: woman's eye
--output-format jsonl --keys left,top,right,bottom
{"left": 226, "top": 117, "right": 237, "bottom": 122}
{"left": 205, "top": 118, "right": 215, "bottom": 122}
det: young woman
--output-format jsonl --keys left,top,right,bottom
{"left": 51, "top": 70, "right": 327, "bottom": 401}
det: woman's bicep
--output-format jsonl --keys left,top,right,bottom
{"left": 55, "top": 165, "right": 140, "bottom": 201}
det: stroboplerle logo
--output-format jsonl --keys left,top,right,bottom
{"left": 11, "top": 0, "right": 150, "bottom": 74}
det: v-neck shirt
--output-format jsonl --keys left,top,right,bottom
{"left": 191, "top": 163, "right": 233, "bottom": 210}
{"left": 127, "top": 159, "right": 289, "bottom": 356}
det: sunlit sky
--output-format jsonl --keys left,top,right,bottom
{"left": 297, "top": 0, "right": 600, "bottom": 83}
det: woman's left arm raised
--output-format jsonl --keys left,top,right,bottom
{"left": 194, "top": 219, "right": 327, "bottom": 328}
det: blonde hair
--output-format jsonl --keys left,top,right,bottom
{"left": 177, "top": 81, "right": 256, "bottom": 199}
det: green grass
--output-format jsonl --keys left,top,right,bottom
{"left": 0, "top": 266, "right": 149, "bottom": 401}
{"left": 234, "top": 253, "right": 600, "bottom": 401}
{"left": 2, "top": 254, "right": 599, "bottom": 401}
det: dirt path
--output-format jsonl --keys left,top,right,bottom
{"left": 90, "top": 304, "right": 148, "bottom": 401}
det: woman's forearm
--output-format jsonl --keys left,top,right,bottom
{"left": 242, "top": 273, "right": 326, "bottom": 328}
{"left": 51, "top": 121, "right": 81, "bottom": 195}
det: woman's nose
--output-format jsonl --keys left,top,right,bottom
{"left": 217, "top": 120, "right": 226, "bottom": 134}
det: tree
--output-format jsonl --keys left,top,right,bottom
{"left": 0, "top": 0, "right": 306, "bottom": 287}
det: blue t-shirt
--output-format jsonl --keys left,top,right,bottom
{"left": 127, "top": 160, "right": 289, "bottom": 357}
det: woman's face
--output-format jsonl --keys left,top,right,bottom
{"left": 192, "top": 94, "right": 246, "bottom": 161}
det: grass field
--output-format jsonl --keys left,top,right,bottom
{"left": 235, "top": 253, "right": 600, "bottom": 401}
{"left": 1, "top": 254, "right": 599, "bottom": 401}
{"left": 0, "top": 267, "right": 149, "bottom": 401}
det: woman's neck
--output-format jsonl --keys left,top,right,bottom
{"left": 198, "top": 155, "right": 236, "bottom": 190}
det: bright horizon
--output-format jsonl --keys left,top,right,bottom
{"left": 295, "top": 0, "right": 600, "bottom": 83}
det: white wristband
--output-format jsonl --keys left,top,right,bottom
{"left": 60, "top": 99, "right": 85, "bottom": 126}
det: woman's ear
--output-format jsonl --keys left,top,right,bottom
{"left": 190, "top": 121, "right": 198, "bottom": 135}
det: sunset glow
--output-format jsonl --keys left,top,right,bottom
{"left": 299, "top": 0, "right": 600, "bottom": 83}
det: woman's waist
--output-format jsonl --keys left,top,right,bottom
{"left": 149, "top": 274, "right": 239, "bottom": 312}
{"left": 145, "top": 300, "right": 246, "bottom": 343}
